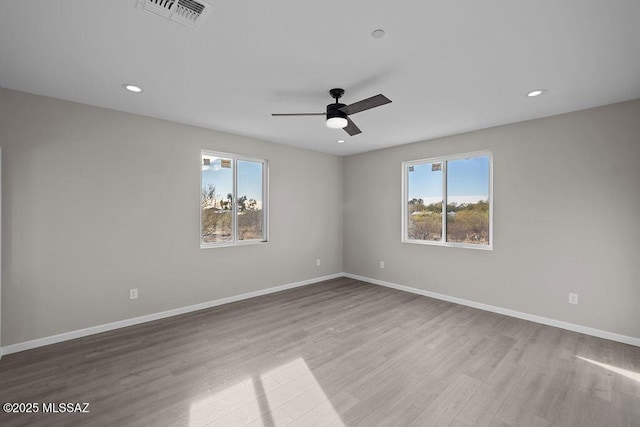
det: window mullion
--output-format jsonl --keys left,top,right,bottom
{"left": 232, "top": 157, "right": 238, "bottom": 243}
{"left": 442, "top": 161, "right": 447, "bottom": 243}
{"left": 262, "top": 161, "right": 268, "bottom": 241}
{"left": 402, "top": 164, "right": 408, "bottom": 241}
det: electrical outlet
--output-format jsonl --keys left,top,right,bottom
{"left": 568, "top": 293, "right": 578, "bottom": 305}
{"left": 380, "top": 261, "right": 385, "bottom": 269}
{"left": 316, "top": 259, "right": 321, "bottom": 267}
{"left": 130, "top": 288, "right": 138, "bottom": 300}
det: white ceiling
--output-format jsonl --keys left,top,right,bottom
{"left": 1, "top": 1, "right": 639, "bottom": 156}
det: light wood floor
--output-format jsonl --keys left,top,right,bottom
{"left": 1, "top": 277, "right": 639, "bottom": 426}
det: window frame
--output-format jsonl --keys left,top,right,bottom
{"left": 401, "top": 150, "right": 493, "bottom": 250}
{"left": 200, "top": 150, "right": 269, "bottom": 249}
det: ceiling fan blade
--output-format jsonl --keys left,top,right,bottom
{"left": 271, "top": 113, "right": 325, "bottom": 116}
{"left": 339, "top": 94, "right": 391, "bottom": 115}
{"left": 344, "top": 117, "right": 362, "bottom": 136}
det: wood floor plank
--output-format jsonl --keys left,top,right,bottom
{"left": 609, "top": 390, "right": 640, "bottom": 427}
{"left": 1, "top": 278, "right": 638, "bottom": 427}
{"left": 408, "top": 374, "right": 481, "bottom": 427}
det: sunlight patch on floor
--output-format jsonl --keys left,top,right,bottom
{"left": 577, "top": 356, "right": 640, "bottom": 382}
{"left": 188, "top": 358, "right": 344, "bottom": 426}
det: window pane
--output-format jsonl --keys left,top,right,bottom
{"left": 237, "top": 160, "right": 264, "bottom": 241}
{"left": 201, "top": 154, "right": 233, "bottom": 244}
{"left": 407, "top": 162, "right": 443, "bottom": 241}
{"left": 446, "top": 156, "right": 490, "bottom": 245}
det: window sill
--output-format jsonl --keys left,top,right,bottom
{"left": 201, "top": 240, "right": 268, "bottom": 249}
{"left": 402, "top": 239, "right": 493, "bottom": 251}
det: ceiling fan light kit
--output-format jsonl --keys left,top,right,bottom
{"left": 326, "top": 116, "right": 348, "bottom": 129}
{"left": 272, "top": 88, "right": 392, "bottom": 137}
{"left": 326, "top": 88, "right": 348, "bottom": 129}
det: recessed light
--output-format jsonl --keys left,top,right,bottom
{"left": 527, "top": 89, "right": 546, "bottom": 97}
{"left": 337, "top": 139, "right": 345, "bottom": 144}
{"left": 123, "top": 84, "right": 143, "bottom": 93}
{"left": 371, "top": 29, "right": 386, "bottom": 39}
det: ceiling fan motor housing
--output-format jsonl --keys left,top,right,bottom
{"left": 326, "top": 103, "right": 347, "bottom": 121}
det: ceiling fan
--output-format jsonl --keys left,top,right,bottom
{"left": 272, "top": 88, "right": 392, "bottom": 136}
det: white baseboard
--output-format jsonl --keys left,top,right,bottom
{"left": 2, "top": 271, "right": 637, "bottom": 356}
{"left": 344, "top": 273, "right": 640, "bottom": 348}
{"left": 0, "top": 273, "right": 343, "bottom": 356}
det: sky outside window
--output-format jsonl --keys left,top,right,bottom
{"left": 202, "top": 155, "right": 263, "bottom": 202}
{"left": 408, "top": 156, "right": 489, "bottom": 204}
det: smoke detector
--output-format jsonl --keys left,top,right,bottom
{"left": 137, "top": 0, "right": 211, "bottom": 29}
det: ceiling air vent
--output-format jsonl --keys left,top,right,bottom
{"left": 137, "top": 0, "right": 211, "bottom": 29}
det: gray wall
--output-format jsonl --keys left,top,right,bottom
{"left": 344, "top": 99, "right": 640, "bottom": 338}
{"left": 0, "top": 89, "right": 343, "bottom": 346}
{"left": 0, "top": 88, "right": 3, "bottom": 352}
{"left": 2, "top": 88, "right": 639, "bottom": 348}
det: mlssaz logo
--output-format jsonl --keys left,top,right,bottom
{"left": 42, "top": 402, "right": 90, "bottom": 413}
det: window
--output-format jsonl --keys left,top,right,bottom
{"left": 201, "top": 151, "right": 268, "bottom": 247}
{"left": 402, "top": 151, "right": 492, "bottom": 249}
